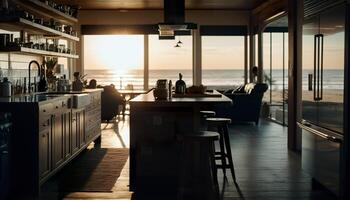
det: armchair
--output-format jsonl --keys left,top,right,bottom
{"left": 101, "top": 85, "right": 126, "bottom": 121}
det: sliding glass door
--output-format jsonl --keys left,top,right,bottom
{"left": 263, "top": 31, "right": 289, "bottom": 125}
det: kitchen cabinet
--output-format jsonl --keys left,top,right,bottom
{"left": 63, "top": 111, "right": 71, "bottom": 159}
{"left": 78, "top": 109, "right": 86, "bottom": 148}
{"left": 38, "top": 118, "right": 51, "bottom": 180}
{"left": 0, "top": 90, "right": 102, "bottom": 198}
{"left": 51, "top": 99, "right": 69, "bottom": 169}
{"left": 52, "top": 112, "right": 64, "bottom": 169}
{"left": 85, "top": 92, "right": 101, "bottom": 142}
{"left": 71, "top": 109, "right": 86, "bottom": 149}
{"left": 71, "top": 111, "right": 79, "bottom": 155}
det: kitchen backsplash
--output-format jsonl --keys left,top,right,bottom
{"left": 0, "top": 53, "right": 41, "bottom": 83}
{"left": 0, "top": 29, "right": 69, "bottom": 85}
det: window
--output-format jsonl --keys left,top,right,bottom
{"left": 84, "top": 35, "right": 144, "bottom": 89}
{"left": 202, "top": 36, "right": 245, "bottom": 90}
{"left": 148, "top": 35, "right": 192, "bottom": 88}
{"left": 263, "top": 32, "right": 289, "bottom": 125}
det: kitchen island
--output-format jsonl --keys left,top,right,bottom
{"left": 129, "top": 90, "right": 232, "bottom": 193}
{"left": 0, "top": 89, "right": 102, "bottom": 197}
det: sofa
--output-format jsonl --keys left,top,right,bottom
{"left": 215, "top": 83, "right": 268, "bottom": 125}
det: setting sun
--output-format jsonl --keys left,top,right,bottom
{"left": 84, "top": 35, "right": 144, "bottom": 75}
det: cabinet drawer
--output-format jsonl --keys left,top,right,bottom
{"left": 52, "top": 99, "right": 68, "bottom": 110}
{"left": 39, "top": 117, "right": 51, "bottom": 132}
{"left": 39, "top": 103, "right": 53, "bottom": 115}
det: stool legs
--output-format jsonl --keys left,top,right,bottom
{"left": 208, "top": 121, "right": 237, "bottom": 183}
{"left": 178, "top": 139, "right": 220, "bottom": 200}
{"left": 209, "top": 141, "right": 220, "bottom": 200}
{"left": 217, "top": 126, "right": 227, "bottom": 177}
{"left": 223, "top": 124, "right": 236, "bottom": 183}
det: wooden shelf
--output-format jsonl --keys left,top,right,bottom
{"left": 12, "top": 0, "right": 78, "bottom": 25}
{"left": 0, "top": 16, "right": 79, "bottom": 42}
{"left": 0, "top": 46, "right": 79, "bottom": 59}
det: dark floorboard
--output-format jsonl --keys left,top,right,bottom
{"left": 37, "top": 118, "right": 336, "bottom": 200}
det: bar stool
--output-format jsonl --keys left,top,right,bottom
{"left": 199, "top": 111, "right": 216, "bottom": 131}
{"left": 200, "top": 110, "right": 216, "bottom": 118}
{"left": 177, "top": 131, "right": 220, "bottom": 200}
{"left": 206, "top": 117, "right": 236, "bottom": 183}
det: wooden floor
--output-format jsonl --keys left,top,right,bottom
{"left": 39, "top": 117, "right": 336, "bottom": 200}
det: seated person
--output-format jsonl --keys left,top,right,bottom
{"left": 86, "top": 79, "right": 97, "bottom": 89}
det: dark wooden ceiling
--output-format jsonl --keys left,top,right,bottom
{"left": 56, "top": 0, "right": 265, "bottom": 10}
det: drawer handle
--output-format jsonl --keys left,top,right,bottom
{"left": 56, "top": 106, "right": 59, "bottom": 109}
{"left": 43, "top": 109, "right": 46, "bottom": 112}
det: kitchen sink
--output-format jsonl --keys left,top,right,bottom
{"left": 36, "top": 93, "right": 90, "bottom": 108}
{"left": 69, "top": 94, "right": 90, "bottom": 109}
{"left": 40, "top": 91, "right": 87, "bottom": 95}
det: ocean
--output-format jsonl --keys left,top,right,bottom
{"left": 84, "top": 69, "right": 344, "bottom": 90}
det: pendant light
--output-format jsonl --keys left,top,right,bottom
{"left": 177, "top": 36, "right": 183, "bottom": 45}
{"left": 174, "top": 36, "right": 181, "bottom": 47}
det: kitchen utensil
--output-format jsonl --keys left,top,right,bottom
{"left": 153, "top": 79, "right": 168, "bottom": 100}
{"left": 0, "top": 77, "right": 11, "bottom": 97}
{"left": 175, "top": 73, "right": 186, "bottom": 94}
{"left": 38, "top": 65, "right": 47, "bottom": 92}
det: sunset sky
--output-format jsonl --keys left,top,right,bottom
{"left": 84, "top": 32, "right": 344, "bottom": 71}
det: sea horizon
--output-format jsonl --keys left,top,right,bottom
{"left": 85, "top": 68, "right": 344, "bottom": 90}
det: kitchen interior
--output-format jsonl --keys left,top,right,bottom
{"left": 0, "top": 0, "right": 350, "bottom": 200}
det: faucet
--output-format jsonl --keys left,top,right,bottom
{"left": 28, "top": 60, "right": 41, "bottom": 93}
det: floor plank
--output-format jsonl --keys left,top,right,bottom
{"left": 38, "top": 117, "right": 336, "bottom": 200}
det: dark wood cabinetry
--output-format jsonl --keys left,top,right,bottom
{"left": 37, "top": 91, "right": 101, "bottom": 185}
{"left": 86, "top": 92, "right": 102, "bottom": 142}
{"left": 38, "top": 121, "right": 51, "bottom": 180}
{"left": 78, "top": 109, "right": 86, "bottom": 148}
{"left": 63, "top": 111, "right": 71, "bottom": 159}
{"left": 2, "top": 90, "right": 102, "bottom": 197}
{"left": 71, "top": 109, "right": 86, "bottom": 150}
{"left": 71, "top": 111, "right": 79, "bottom": 154}
{"left": 52, "top": 112, "right": 65, "bottom": 169}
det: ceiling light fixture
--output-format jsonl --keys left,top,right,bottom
{"left": 177, "top": 36, "right": 183, "bottom": 45}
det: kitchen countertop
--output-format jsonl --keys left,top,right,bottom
{"left": 130, "top": 90, "right": 232, "bottom": 105}
{"left": 0, "top": 88, "right": 103, "bottom": 104}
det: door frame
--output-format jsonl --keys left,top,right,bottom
{"left": 288, "top": 0, "right": 303, "bottom": 151}
{"left": 341, "top": 2, "right": 350, "bottom": 199}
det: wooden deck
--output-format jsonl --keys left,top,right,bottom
{"left": 39, "top": 117, "right": 336, "bottom": 200}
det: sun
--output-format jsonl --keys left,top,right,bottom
{"left": 84, "top": 35, "right": 144, "bottom": 75}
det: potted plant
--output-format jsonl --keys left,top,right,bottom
{"left": 43, "top": 57, "right": 58, "bottom": 90}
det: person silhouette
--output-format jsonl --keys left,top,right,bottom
{"left": 252, "top": 66, "right": 258, "bottom": 83}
